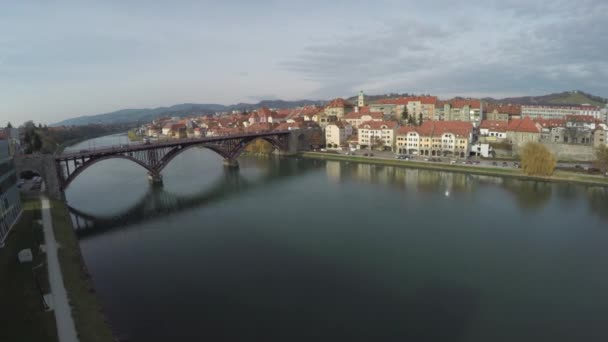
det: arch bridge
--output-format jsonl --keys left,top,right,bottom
{"left": 15, "top": 129, "right": 313, "bottom": 199}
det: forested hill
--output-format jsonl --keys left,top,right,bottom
{"left": 52, "top": 100, "right": 324, "bottom": 126}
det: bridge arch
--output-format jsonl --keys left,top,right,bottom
{"left": 62, "top": 155, "right": 155, "bottom": 189}
{"left": 156, "top": 143, "right": 230, "bottom": 172}
{"left": 232, "top": 136, "right": 286, "bottom": 156}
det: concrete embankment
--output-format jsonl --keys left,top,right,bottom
{"left": 300, "top": 152, "right": 608, "bottom": 187}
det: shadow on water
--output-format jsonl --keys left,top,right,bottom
{"left": 116, "top": 232, "right": 480, "bottom": 342}
{"left": 69, "top": 157, "right": 320, "bottom": 238}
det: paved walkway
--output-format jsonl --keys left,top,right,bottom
{"left": 41, "top": 195, "right": 79, "bottom": 342}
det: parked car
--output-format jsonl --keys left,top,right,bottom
{"left": 574, "top": 164, "right": 582, "bottom": 169}
{"left": 369, "top": 153, "right": 374, "bottom": 157}
{"left": 588, "top": 167, "right": 601, "bottom": 175}
{"left": 450, "top": 160, "right": 456, "bottom": 165}
{"left": 502, "top": 161, "right": 508, "bottom": 167}
{"left": 474, "top": 160, "right": 481, "bottom": 165}
{"left": 79, "top": 149, "right": 89, "bottom": 153}
{"left": 492, "top": 161, "right": 498, "bottom": 166}
{"left": 363, "top": 153, "right": 369, "bottom": 156}
{"left": 394, "top": 155, "right": 401, "bottom": 159}
{"left": 514, "top": 162, "right": 520, "bottom": 168}
{"left": 466, "top": 160, "right": 473, "bottom": 165}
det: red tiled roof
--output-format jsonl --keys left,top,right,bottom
{"left": 507, "top": 117, "right": 540, "bottom": 133}
{"left": 257, "top": 107, "right": 275, "bottom": 118}
{"left": 479, "top": 120, "right": 508, "bottom": 130}
{"left": 484, "top": 103, "right": 521, "bottom": 115}
{"left": 358, "top": 120, "right": 399, "bottom": 130}
{"left": 535, "top": 118, "right": 566, "bottom": 128}
{"left": 396, "top": 121, "right": 473, "bottom": 138}
{"left": 275, "top": 122, "right": 302, "bottom": 130}
{"left": 244, "top": 122, "right": 277, "bottom": 132}
{"left": 326, "top": 98, "right": 353, "bottom": 108}
{"left": 396, "top": 126, "right": 418, "bottom": 135}
{"left": 448, "top": 99, "right": 481, "bottom": 109}
{"left": 565, "top": 115, "right": 597, "bottom": 123}
{"left": 328, "top": 121, "right": 351, "bottom": 129}
{"left": 376, "top": 96, "right": 437, "bottom": 105}
{"left": 344, "top": 109, "right": 384, "bottom": 120}
{"left": 276, "top": 109, "right": 292, "bottom": 116}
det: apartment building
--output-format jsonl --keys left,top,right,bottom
{"left": 358, "top": 121, "right": 398, "bottom": 151}
{"left": 325, "top": 122, "right": 353, "bottom": 148}
{"left": 522, "top": 105, "right": 602, "bottom": 120}
{"left": 395, "top": 121, "right": 474, "bottom": 158}
{"left": 0, "top": 139, "right": 22, "bottom": 246}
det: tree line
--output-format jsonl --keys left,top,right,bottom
{"left": 5, "top": 121, "right": 134, "bottom": 154}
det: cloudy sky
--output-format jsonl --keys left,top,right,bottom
{"left": 1, "top": 0, "right": 607, "bottom": 125}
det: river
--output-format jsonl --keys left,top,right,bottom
{"left": 63, "top": 135, "right": 608, "bottom": 342}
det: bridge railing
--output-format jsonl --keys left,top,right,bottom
{"left": 57, "top": 130, "right": 293, "bottom": 160}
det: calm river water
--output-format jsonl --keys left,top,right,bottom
{"left": 64, "top": 135, "right": 608, "bottom": 342}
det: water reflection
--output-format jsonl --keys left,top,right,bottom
{"left": 325, "top": 160, "right": 607, "bottom": 219}
{"left": 70, "top": 157, "right": 318, "bottom": 237}
{"left": 586, "top": 187, "right": 608, "bottom": 220}
{"left": 501, "top": 179, "right": 553, "bottom": 211}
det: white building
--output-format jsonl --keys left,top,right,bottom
{"left": 522, "top": 104, "right": 602, "bottom": 120}
{"left": 357, "top": 121, "right": 398, "bottom": 151}
{"left": 325, "top": 123, "right": 353, "bottom": 148}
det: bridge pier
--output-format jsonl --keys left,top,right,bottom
{"left": 148, "top": 172, "right": 163, "bottom": 186}
{"left": 223, "top": 158, "right": 239, "bottom": 168}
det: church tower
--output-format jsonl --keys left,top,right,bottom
{"left": 358, "top": 90, "right": 365, "bottom": 107}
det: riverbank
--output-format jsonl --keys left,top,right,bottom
{"left": 0, "top": 197, "right": 58, "bottom": 342}
{"left": 49, "top": 199, "right": 114, "bottom": 342}
{"left": 300, "top": 152, "right": 608, "bottom": 187}
{"left": 55, "top": 131, "right": 127, "bottom": 155}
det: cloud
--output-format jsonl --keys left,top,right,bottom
{"left": 283, "top": 0, "right": 608, "bottom": 99}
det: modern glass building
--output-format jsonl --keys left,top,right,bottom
{"left": 0, "top": 139, "right": 22, "bottom": 246}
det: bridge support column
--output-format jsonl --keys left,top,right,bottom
{"left": 148, "top": 172, "right": 163, "bottom": 186}
{"left": 223, "top": 158, "right": 239, "bottom": 168}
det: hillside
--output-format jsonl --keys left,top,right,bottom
{"left": 53, "top": 90, "right": 606, "bottom": 126}
{"left": 53, "top": 100, "right": 323, "bottom": 126}
{"left": 483, "top": 91, "right": 607, "bottom": 107}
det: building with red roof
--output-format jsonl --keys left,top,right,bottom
{"left": 343, "top": 109, "right": 384, "bottom": 129}
{"left": 275, "top": 122, "right": 302, "bottom": 131}
{"left": 484, "top": 103, "right": 522, "bottom": 121}
{"left": 395, "top": 121, "right": 474, "bottom": 157}
{"left": 244, "top": 122, "right": 277, "bottom": 134}
{"left": 479, "top": 120, "right": 508, "bottom": 141}
{"left": 357, "top": 120, "right": 399, "bottom": 151}
{"left": 370, "top": 96, "right": 437, "bottom": 120}
{"left": 505, "top": 117, "right": 541, "bottom": 148}
{"left": 324, "top": 98, "right": 353, "bottom": 118}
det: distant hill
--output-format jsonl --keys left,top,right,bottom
{"left": 52, "top": 100, "right": 324, "bottom": 126}
{"left": 483, "top": 90, "right": 607, "bottom": 107}
{"left": 53, "top": 91, "right": 606, "bottom": 126}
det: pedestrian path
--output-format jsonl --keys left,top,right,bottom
{"left": 41, "top": 195, "right": 79, "bottom": 342}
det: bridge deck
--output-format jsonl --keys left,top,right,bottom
{"left": 56, "top": 130, "right": 291, "bottom": 161}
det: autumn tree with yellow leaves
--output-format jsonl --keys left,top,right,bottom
{"left": 519, "top": 142, "right": 556, "bottom": 176}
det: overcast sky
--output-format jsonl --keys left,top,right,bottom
{"left": 1, "top": 0, "right": 607, "bottom": 125}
